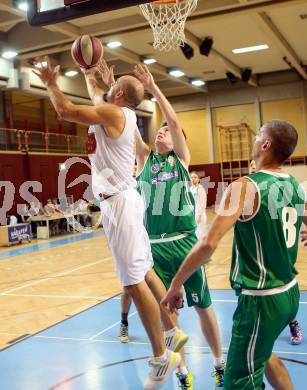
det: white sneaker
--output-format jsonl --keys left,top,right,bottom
{"left": 164, "top": 329, "right": 189, "bottom": 352}
{"left": 144, "top": 349, "right": 181, "bottom": 390}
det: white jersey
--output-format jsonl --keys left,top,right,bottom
{"left": 190, "top": 183, "right": 207, "bottom": 238}
{"left": 88, "top": 107, "right": 137, "bottom": 197}
{"left": 190, "top": 184, "right": 207, "bottom": 218}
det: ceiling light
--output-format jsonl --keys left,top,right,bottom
{"left": 143, "top": 58, "right": 156, "bottom": 65}
{"left": 107, "top": 41, "right": 122, "bottom": 49}
{"left": 151, "top": 97, "right": 157, "bottom": 102}
{"left": 199, "top": 37, "right": 213, "bottom": 56}
{"left": 169, "top": 69, "right": 185, "bottom": 78}
{"left": 65, "top": 70, "right": 78, "bottom": 77}
{"left": 35, "top": 61, "right": 47, "bottom": 69}
{"left": 2, "top": 51, "right": 18, "bottom": 59}
{"left": 191, "top": 79, "right": 205, "bottom": 87}
{"left": 232, "top": 44, "right": 269, "bottom": 54}
{"left": 18, "top": 2, "right": 28, "bottom": 11}
{"left": 180, "top": 43, "right": 194, "bottom": 60}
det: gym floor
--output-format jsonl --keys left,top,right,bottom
{"left": 0, "top": 210, "right": 306, "bottom": 389}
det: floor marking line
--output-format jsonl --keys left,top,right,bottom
{"left": 89, "top": 311, "right": 138, "bottom": 340}
{"left": 0, "top": 257, "right": 113, "bottom": 295}
{"left": 0, "top": 293, "right": 108, "bottom": 300}
{"left": 3, "top": 332, "right": 306, "bottom": 357}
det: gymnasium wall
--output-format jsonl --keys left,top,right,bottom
{"left": 176, "top": 109, "right": 210, "bottom": 165}
{"left": 168, "top": 79, "right": 307, "bottom": 164}
{"left": 0, "top": 153, "right": 91, "bottom": 216}
{"left": 261, "top": 98, "right": 306, "bottom": 157}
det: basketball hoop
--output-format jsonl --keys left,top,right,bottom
{"left": 140, "top": 0, "right": 198, "bottom": 51}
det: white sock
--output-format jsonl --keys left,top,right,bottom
{"left": 156, "top": 349, "right": 168, "bottom": 362}
{"left": 178, "top": 366, "right": 189, "bottom": 376}
{"left": 164, "top": 326, "right": 178, "bottom": 337}
{"left": 214, "top": 356, "right": 224, "bottom": 368}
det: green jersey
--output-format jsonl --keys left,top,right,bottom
{"left": 231, "top": 170, "right": 305, "bottom": 292}
{"left": 137, "top": 151, "right": 196, "bottom": 238}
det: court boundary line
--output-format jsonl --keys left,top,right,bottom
{"left": 0, "top": 230, "right": 104, "bottom": 261}
{"left": 89, "top": 311, "right": 138, "bottom": 340}
{"left": 2, "top": 288, "right": 306, "bottom": 351}
{"left": 48, "top": 351, "right": 307, "bottom": 390}
{"left": 0, "top": 291, "right": 121, "bottom": 352}
{"left": 0, "top": 293, "right": 109, "bottom": 300}
{"left": 1, "top": 332, "right": 306, "bottom": 357}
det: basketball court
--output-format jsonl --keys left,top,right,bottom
{"left": 0, "top": 0, "right": 307, "bottom": 389}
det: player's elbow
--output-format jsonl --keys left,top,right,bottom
{"left": 199, "top": 240, "right": 217, "bottom": 262}
{"left": 168, "top": 118, "right": 181, "bottom": 131}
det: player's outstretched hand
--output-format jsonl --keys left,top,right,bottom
{"left": 33, "top": 56, "right": 60, "bottom": 87}
{"left": 134, "top": 64, "right": 156, "bottom": 94}
{"left": 96, "top": 59, "right": 115, "bottom": 88}
{"left": 161, "top": 284, "right": 184, "bottom": 315}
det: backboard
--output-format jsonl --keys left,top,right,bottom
{"left": 27, "top": 0, "right": 154, "bottom": 27}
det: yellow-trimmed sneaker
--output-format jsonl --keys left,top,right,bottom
{"left": 165, "top": 329, "right": 189, "bottom": 352}
{"left": 144, "top": 349, "right": 181, "bottom": 390}
{"left": 213, "top": 363, "right": 225, "bottom": 389}
{"left": 176, "top": 371, "right": 194, "bottom": 389}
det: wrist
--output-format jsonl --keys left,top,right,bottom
{"left": 46, "top": 81, "right": 58, "bottom": 89}
{"left": 170, "top": 277, "right": 182, "bottom": 291}
{"left": 148, "top": 83, "right": 160, "bottom": 96}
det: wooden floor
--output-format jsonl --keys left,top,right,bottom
{"left": 0, "top": 210, "right": 306, "bottom": 349}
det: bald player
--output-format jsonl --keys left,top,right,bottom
{"left": 33, "top": 56, "right": 187, "bottom": 390}
{"left": 163, "top": 120, "right": 307, "bottom": 389}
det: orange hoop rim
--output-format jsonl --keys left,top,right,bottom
{"left": 153, "top": 0, "right": 185, "bottom": 4}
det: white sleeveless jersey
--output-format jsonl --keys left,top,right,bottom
{"left": 88, "top": 107, "right": 137, "bottom": 197}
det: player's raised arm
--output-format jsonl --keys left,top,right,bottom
{"left": 81, "top": 66, "right": 105, "bottom": 106}
{"left": 33, "top": 56, "right": 124, "bottom": 131}
{"left": 134, "top": 64, "right": 190, "bottom": 166}
{"left": 82, "top": 59, "right": 116, "bottom": 106}
{"left": 134, "top": 127, "right": 151, "bottom": 173}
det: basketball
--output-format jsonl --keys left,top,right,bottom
{"left": 71, "top": 35, "right": 103, "bottom": 69}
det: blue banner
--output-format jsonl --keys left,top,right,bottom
{"left": 8, "top": 224, "right": 31, "bottom": 243}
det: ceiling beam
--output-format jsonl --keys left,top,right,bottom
{"left": 0, "top": 0, "right": 25, "bottom": 17}
{"left": 185, "top": 30, "right": 258, "bottom": 87}
{"left": 237, "top": 0, "right": 306, "bottom": 79}
{"left": 18, "top": 34, "right": 205, "bottom": 93}
{"left": 255, "top": 12, "right": 306, "bottom": 79}
{"left": 103, "top": 46, "right": 206, "bottom": 93}
{"left": 190, "top": 0, "right": 307, "bottom": 22}
{"left": 45, "top": 22, "right": 80, "bottom": 38}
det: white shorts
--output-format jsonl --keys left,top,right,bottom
{"left": 100, "top": 189, "right": 153, "bottom": 287}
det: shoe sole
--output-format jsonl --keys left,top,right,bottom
{"left": 119, "top": 337, "right": 129, "bottom": 343}
{"left": 173, "top": 335, "right": 189, "bottom": 353}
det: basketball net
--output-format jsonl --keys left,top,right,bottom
{"left": 140, "top": 0, "right": 198, "bottom": 51}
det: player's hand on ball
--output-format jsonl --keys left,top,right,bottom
{"left": 134, "top": 64, "right": 156, "bottom": 94}
{"left": 79, "top": 66, "right": 96, "bottom": 76}
{"left": 96, "top": 59, "right": 115, "bottom": 88}
{"left": 33, "top": 56, "right": 60, "bottom": 87}
{"left": 161, "top": 284, "right": 184, "bottom": 315}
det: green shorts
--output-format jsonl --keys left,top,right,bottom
{"left": 151, "top": 233, "right": 212, "bottom": 309}
{"left": 224, "top": 283, "right": 300, "bottom": 390}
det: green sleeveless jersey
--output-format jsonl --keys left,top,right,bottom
{"left": 231, "top": 170, "right": 305, "bottom": 292}
{"left": 137, "top": 151, "right": 196, "bottom": 238}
